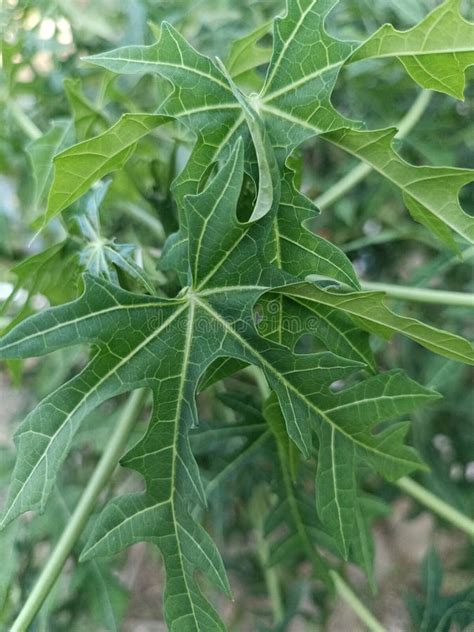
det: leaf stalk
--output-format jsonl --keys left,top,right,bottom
{"left": 361, "top": 282, "right": 473, "bottom": 307}
{"left": 330, "top": 570, "right": 386, "bottom": 632}
{"left": 396, "top": 477, "right": 474, "bottom": 537}
{"left": 8, "top": 101, "right": 42, "bottom": 141}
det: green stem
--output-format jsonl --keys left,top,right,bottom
{"left": 330, "top": 571, "right": 386, "bottom": 632}
{"left": 10, "top": 389, "right": 147, "bottom": 632}
{"left": 8, "top": 101, "right": 42, "bottom": 140}
{"left": 251, "top": 487, "right": 285, "bottom": 626}
{"left": 361, "top": 281, "right": 474, "bottom": 307}
{"left": 315, "top": 90, "right": 432, "bottom": 210}
{"left": 396, "top": 477, "right": 474, "bottom": 537}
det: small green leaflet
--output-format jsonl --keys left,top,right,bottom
{"left": 226, "top": 20, "right": 272, "bottom": 88}
{"left": 45, "top": 113, "right": 170, "bottom": 224}
{"left": 64, "top": 78, "right": 109, "bottom": 141}
{"left": 349, "top": 0, "right": 474, "bottom": 100}
{"left": 28, "top": 120, "right": 73, "bottom": 211}
{"left": 73, "top": 182, "right": 154, "bottom": 293}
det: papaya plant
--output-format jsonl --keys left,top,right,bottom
{"left": 1, "top": 0, "right": 473, "bottom": 630}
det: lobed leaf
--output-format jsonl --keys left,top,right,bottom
{"left": 47, "top": 0, "right": 473, "bottom": 249}
{"left": 322, "top": 127, "right": 474, "bottom": 249}
{"left": 349, "top": 0, "right": 474, "bottom": 99}
{"left": 3, "top": 3, "right": 474, "bottom": 627}
{"left": 277, "top": 282, "right": 474, "bottom": 364}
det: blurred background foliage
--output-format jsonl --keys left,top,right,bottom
{"left": 0, "top": 0, "right": 473, "bottom": 630}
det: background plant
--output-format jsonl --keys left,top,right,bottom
{"left": 0, "top": 0, "right": 473, "bottom": 630}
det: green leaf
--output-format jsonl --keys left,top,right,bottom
{"left": 64, "top": 78, "right": 109, "bottom": 141}
{"left": 349, "top": 0, "right": 474, "bottom": 99}
{"left": 351, "top": 495, "right": 389, "bottom": 593}
{"left": 258, "top": 0, "right": 358, "bottom": 152}
{"left": 85, "top": 22, "right": 243, "bottom": 202}
{"left": 226, "top": 20, "right": 273, "bottom": 86}
{"left": 0, "top": 144, "right": 434, "bottom": 626}
{"left": 28, "top": 120, "right": 73, "bottom": 211}
{"left": 45, "top": 113, "right": 170, "bottom": 223}
{"left": 264, "top": 394, "right": 332, "bottom": 583}
{"left": 75, "top": 2, "right": 473, "bottom": 250}
{"left": 277, "top": 282, "right": 474, "bottom": 364}
{"left": 316, "top": 425, "right": 356, "bottom": 559}
{"left": 5, "top": 4, "right": 474, "bottom": 626}
{"left": 322, "top": 127, "right": 474, "bottom": 249}
{"left": 83, "top": 1, "right": 357, "bottom": 204}
{"left": 0, "top": 242, "right": 79, "bottom": 328}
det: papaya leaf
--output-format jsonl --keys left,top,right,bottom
{"left": 322, "top": 127, "right": 474, "bottom": 249}
{"left": 77, "top": 0, "right": 473, "bottom": 248}
{"left": 3, "top": 3, "right": 474, "bottom": 629}
{"left": 0, "top": 142, "right": 438, "bottom": 628}
{"left": 278, "top": 283, "right": 474, "bottom": 365}
{"left": 349, "top": 0, "right": 474, "bottom": 99}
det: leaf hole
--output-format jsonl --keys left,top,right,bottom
{"left": 460, "top": 182, "right": 474, "bottom": 217}
{"left": 236, "top": 173, "right": 257, "bottom": 222}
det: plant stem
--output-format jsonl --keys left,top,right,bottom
{"left": 10, "top": 389, "right": 147, "bottom": 632}
{"left": 251, "top": 487, "right": 285, "bottom": 626}
{"left": 396, "top": 477, "right": 474, "bottom": 537}
{"left": 8, "top": 101, "right": 42, "bottom": 140}
{"left": 315, "top": 90, "right": 432, "bottom": 210}
{"left": 361, "top": 281, "right": 474, "bottom": 307}
{"left": 330, "top": 571, "right": 386, "bottom": 632}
